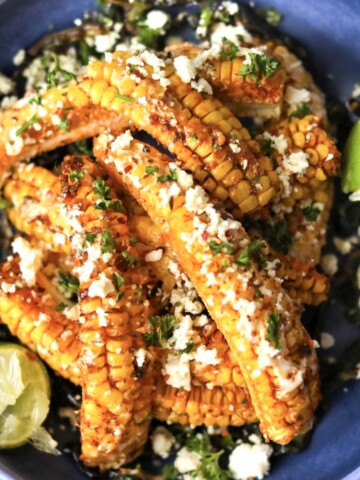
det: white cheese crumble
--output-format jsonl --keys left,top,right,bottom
{"left": 174, "top": 447, "right": 202, "bottom": 475}
{"left": 262, "top": 131, "right": 288, "bottom": 155}
{"left": 5, "top": 127, "right": 24, "bottom": 156}
{"left": 320, "top": 254, "right": 338, "bottom": 276}
{"left": 282, "top": 151, "right": 309, "bottom": 175}
{"left": 193, "top": 345, "right": 220, "bottom": 366}
{"left": 145, "top": 249, "right": 163, "bottom": 262}
{"left": 173, "top": 55, "right": 197, "bottom": 84}
{"left": 96, "top": 307, "right": 108, "bottom": 327}
{"left": 221, "top": 1, "right": 239, "bottom": 15}
{"left": 151, "top": 426, "right": 175, "bottom": 459}
{"left": 12, "top": 237, "right": 44, "bottom": 287}
{"left": 349, "top": 190, "right": 360, "bottom": 202}
{"left": 320, "top": 332, "right": 335, "bottom": 349}
{"left": 184, "top": 186, "right": 208, "bottom": 213}
{"left": 1, "top": 282, "right": 16, "bottom": 294}
{"left": 228, "top": 440, "right": 272, "bottom": 480}
{"left": 111, "top": 129, "right": 133, "bottom": 153}
{"left": 13, "top": 49, "right": 25, "bottom": 66}
{"left": 145, "top": 10, "right": 169, "bottom": 31}
{"left": 94, "top": 31, "right": 119, "bottom": 53}
{"left": 88, "top": 273, "right": 115, "bottom": 299}
{"left": 333, "top": 237, "right": 353, "bottom": 255}
{"left": 162, "top": 352, "right": 191, "bottom": 391}
{"left": 352, "top": 83, "right": 360, "bottom": 98}
{"left": 134, "top": 348, "right": 146, "bottom": 368}
{"left": 285, "top": 86, "right": 311, "bottom": 105}
{"left": 210, "top": 22, "right": 253, "bottom": 45}
{"left": 0, "top": 73, "right": 14, "bottom": 95}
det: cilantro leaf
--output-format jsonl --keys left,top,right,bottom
{"left": 58, "top": 272, "right": 79, "bottom": 295}
{"left": 16, "top": 115, "right": 41, "bottom": 136}
{"left": 238, "top": 53, "right": 281, "bottom": 82}
{"left": 55, "top": 302, "right": 67, "bottom": 312}
{"left": 69, "top": 170, "right": 85, "bottom": 182}
{"left": 143, "top": 314, "right": 177, "bottom": 346}
{"left": 302, "top": 205, "right": 321, "bottom": 221}
{"left": 101, "top": 228, "right": 116, "bottom": 253}
{"left": 85, "top": 233, "right": 97, "bottom": 245}
{"left": 157, "top": 169, "right": 178, "bottom": 183}
{"left": 209, "top": 240, "right": 234, "bottom": 255}
{"left": 120, "top": 250, "right": 139, "bottom": 269}
{"left": 261, "top": 220, "right": 293, "bottom": 254}
{"left": 257, "top": 7, "right": 283, "bottom": 26}
{"left": 289, "top": 103, "right": 311, "bottom": 120}
{"left": 145, "top": 165, "right": 159, "bottom": 176}
{"left": 220, "top": 38, "right": 239, "bottom": 61}
{"left": 235, "top": 240, "right": 264, "bottom": 267}
{"left": 113, "top": 272, "right": 124, "bottom": 290}
{"left": 266, "top": 312, "right": 282, "bottom": 349}
{"left": 0, "top": 197, "right": 13, "bottom": 210}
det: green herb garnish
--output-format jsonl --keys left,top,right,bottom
{"left": 220, "top": 38, "right": 239, "bottom": 61}
{"left": 289, "top": 103, "right": 311, "bottom": 120}
{"left": 260, "top": 138, "right": 274, "bottom": 156}
{"left": 29, "top": 95, "right": 42, "bottom": 106}
{"left": 85, "top": 233, "right": 97, "bottom": 245}
{"left": 58, "top": 117, "right": 69, "bottom": 132}
{"left": 266, "top": 312, "right": 282, "bottom": 349}
{"left": 179, "top": 342, "right": 194, "bottom": 354}
{"left": 58, "top": 272, "right": 79, "bottom": 295}
{"left": 113, "top": 272, "right": 124, "bottom": 290}
{"left": 0, "top": 197, "right": 13, "bottom": 210}
{"left": 157, "top": 169, "right": 178, "bottom": 183}
{"left": 55, "top": 302, "right": 67, "bottom": 312}
{"left": 46, "top": 53, "right": 76, "bottom": 88}
{"left": 235, "top": 240, "right": 264, "bottom": 267}
{"left": 186, "top": 433, "right": 230, "bottom": 480}
{"left": 93, "top": 177, "right": 125, "bottom": 212}
{"left": 198, "top": 8, "right": 213, "bottom": 35}
{"left": 257, "top": 7, "right": 282, "bottom": 26}
{"left": 129, "top": 236, "right": 138, "bottom": 246}
{"left": 15, "top": 115, "right": 41, "bottom": 136}
{"left": 143, "top": 314, "right": 177, "bottom": 346}
{"left": 120, "top": 250, "right": 139, "bottom": 269}
{"left": 145, "top": 165, "right": 159, "bottom": 176}
{"left": 302, "top": 205, "right": 321, "bottom": 221}
{"left": 114, "top": 93, "right": 134, "bottom": 103}
{"left": 69, "top": 170, "right": 84, "bottom": 182}
{"left": 209, "top": 240, "right": 234, "bottom": 255}
{"left": 238, "top": 53, "right": 281, "bottom": 82}
{"left": 261, "top": 220, "right": 293, "bottom": 254}
{"left": 101, "top": 228, "right": 116, "bottom": 253}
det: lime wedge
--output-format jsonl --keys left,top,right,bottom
{"left": 342, "top": 119, "right": 360, "bottom": 193}
{"left": 0, "top": 343, "right": 51, "bottom": 449}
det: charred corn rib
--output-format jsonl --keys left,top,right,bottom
{"left": 95, "top": 134, "right": 320, "bottom": 445}
{"left": 60, "top": 155, "right": 154, "bottom": 469}
{"left": 72, "top": 50, "right": 280, "bottom": 216}
{"left": 3, "top": 165, "right": 71, "bottom": 254}
{"left": 0, "top": 87, "right": 129, "bottom": 184}
{"left": 153, "top": 373, "right": 256, "bottom": 428}
{"left": 0, "top": 255, "right": 81, "bottom": 384}
{"left": 166, "top": 42, "right": 286, "bottom": 118}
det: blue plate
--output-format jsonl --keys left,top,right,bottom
{"left": 1, "top": 1, "right": 360, "bottom": 479}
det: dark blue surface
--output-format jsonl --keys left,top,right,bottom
{"left": 1, "top": 1, "right": 360, "bottom": 479}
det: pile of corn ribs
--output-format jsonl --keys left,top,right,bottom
{"left": 0, "top": 28, "right": 340, "bottom": 472}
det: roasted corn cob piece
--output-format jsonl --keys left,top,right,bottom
{"left": 60, "top": 155, "right": 155, "bottom": 469}
{"left": 95, "top": 133, "right": 320, "bottom": 445}
{"left": 153, "top": 373, "right": 256, "bottom": 427}
{"left": 166, "top": 42, "right": 286, "bottom": 118}
{"left": 73, "top": 49, "right": 280, "bottom": 216}
{"left": 0, "top": 87, "right": 129, "bottom": 184}
{"left": 3, "top": 164, "right": 71, "bottom": 254}
{"left": 0, "top": 255, "right": 81, "bottom": 384}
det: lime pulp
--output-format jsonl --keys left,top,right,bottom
{"left": 342, "top": 119, "right": 360, "bottom": 193}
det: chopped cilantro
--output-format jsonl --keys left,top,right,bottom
{"left": 68, "top": 140, "right": 93, "bottom": 157}
{"left": 220, "top": 38, "right": 239, "bottom": 61}
{"left": 136, "top": 16, "right": 164, "bottom": 49}
{"left": 266, "top": 312, "right": 282, "bottom": 349}
{"left": 143, "top": 314, "right": 177, "bottom": 346}
{"left": 179, "top": 342, "right": 194, "bottom": 354}
{"left": 0, "top": 197, "right": 13, "bottom": 210}
{"left": 302, "top": 205, "right": 321, "bottom": 221}
{"left": 129, "top": 236, "right": 138, "bottom": 246}
{"left": 46, "top": 53, "right": 76, "bottom": 88}
{"left": 198, "top": 8, "right": 213, "bottom": 35}
{"left": 261, "top": 220, "right": 293, "bottom": 254}
{"left": 15, "top": 115, "right": 41, "bottom": 136}
{"left": 114, "top": 93, "right": 134, "bottom": 103}
{"left": 85, "top": 233, "right": 97, "bottom": 245}
{"left": 113, "top": 272, "right": 124, "bottom": 290}
{"left": 58, "top": 117, "right": 70, "bottom": 132}
{"left": 29, "top": 95, "right": 42, "bottom": 106}
{"left": 93, "top": 177, "right": 126, "bottom": 212}
{"left": 162, "top": 464, "right": 179, "bottom": 479}
{"left": 191, "top": 133, "right": 199, "bottom": 141}
{"left": 101, "top": 228, "right": 116, "bottom": 253}
{"left": 185, "top": 433, "right": 229, "bottom": 480}
{"left": 55, "top": 302, "right": 67, "bottom": 312}
{"left": 157, "top": 169, "right": 178, "bottom": 183}
{"left": 235, "top": 240, "right": 264, "bottom": 267}
{"left": 58, "top": 272, "right": 79, "bottom": 295}
{"left": 120, "top": 250, "right": 139, "bottom": 269}
{"left": 260, "top": 138, "right": 274, "bottom": 156}
{"left": 238, "top": 53, "right": 281, "bottom": 82}
{"left": 69, "top": 170, "right": 84, "bottom": 182}
{"left": 145, "top": 165, "right": 159, "bottom": 176}
{"left": 289, "top": 102, "right": 311, "bottom": 119}
{"left": 257, "top": 7, "right": 282, "bottom": 26}
{"left": 209, "top": 240, "right": 234, "bottom": 255}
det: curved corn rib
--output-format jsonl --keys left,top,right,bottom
{"left": 95, "top": 133, "right": 320, "bottom": 445}
{"left": 0, "top": 255, "right": 81, "bottom": 384}
{"left": 166, "top": 42, "right": 286, "bottom": 118}
{"left": 60, "top": 155, "right": 154, "bottom": 469}
{"left": 0, "top": 88, "right": 128, "bottom": 184}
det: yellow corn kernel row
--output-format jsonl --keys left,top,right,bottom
{"left": 0, "top": 256, "right": 81, "bottom": 384}
{"left": 74, "top": 51, "right": 279, "bottom": 216}
{"left": 95, "top": 134, "right": 320, "bottom": 445}
{"left": 4, "top": 165, "right": 71, "bottom": 253}
{"left": 60, "top": 155, "right": 154, "bottom": 470}
{"left": 153, "top": 373, "right": 256, "bottom": 427}
{"left": 0, "top": 87, "right": 128, "bottom": 185}
{"left": 166, "top": 42, "right": 286, "bottom": 117}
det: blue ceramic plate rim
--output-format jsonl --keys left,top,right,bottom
{"left": 1, "top": 1, "right": 360, "bottom": 479}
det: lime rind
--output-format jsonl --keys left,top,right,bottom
{"left": 342, "top": 119, "right": 360, "bottom": 193}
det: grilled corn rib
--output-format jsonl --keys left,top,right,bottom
{"left": 166, "top": 42, "right": 286, "bottom": 118}
{"left": 0, "top": 88, "right": 129, "bottom": 184}
{"left": 153, "top": 374, "right": 256, "bottom": 428}
{"left": 95, "top": 133, "right": 320, "bottom": 445}
{"left": 0, "top": 255, "right": 81, "bottom": 384}
{"left": 59, "top": 155, "right": 155, "bottom": 469}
